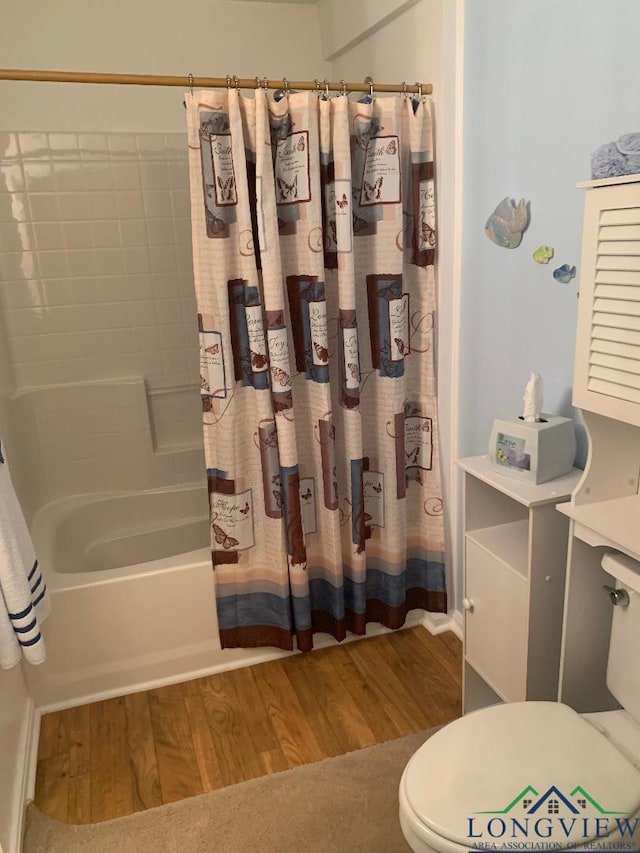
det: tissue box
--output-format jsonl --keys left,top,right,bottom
{"left": 488, "top": 414, "right": 576, "bottom": 484}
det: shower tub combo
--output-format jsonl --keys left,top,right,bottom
{"left": 27, "top": 484, "right": 290, "bottom": 709}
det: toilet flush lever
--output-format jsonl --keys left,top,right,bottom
{"left": 603, "top": 585, "right": 630, "bottom": 607}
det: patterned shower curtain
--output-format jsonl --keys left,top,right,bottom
{"left": 185, "top": 87, "right": 446, "bottom": 652}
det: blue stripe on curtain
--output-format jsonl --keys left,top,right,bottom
{"left": 217, "top": 554, "right": 446, "bottom": 634}
{"left": 216, "top": 591, "right": 293, "bottom": 632}
{"left": 307, "top": 560, "right": 446, "bottom": 619}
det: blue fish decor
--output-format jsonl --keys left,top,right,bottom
{"left": 553, "top": 264, "right": 577, "bottom": 284}
{"left": 484, "top": 197, "right": 529, "bottom": 249}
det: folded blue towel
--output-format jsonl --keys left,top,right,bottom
{"left": 591, "top": 133, "right": 640, "bottom": 179}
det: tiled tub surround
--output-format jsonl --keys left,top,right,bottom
{"left": 0, "top": 131, "right": 198, "bottom": 389}
{"left": 0, "top": 132, "right": 205, "bottom": 519}
{"left": 8, "top": 379, "right": 205, "bottom": 524}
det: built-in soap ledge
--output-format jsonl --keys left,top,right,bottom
{"left": 13, "top": 376, "right": 153, "bottom": 449}
{"left": 147, "top": 383, "right": 202, "bottom": 453}
{"left": 154, "top": 441, "right": 204, "bottom": 454}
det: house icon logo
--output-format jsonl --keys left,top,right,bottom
{"left": 467, "top": 784, "right": 639, "bottom": 850}
{"left": 476, "top": 785, "right": 627, "bottom": 817}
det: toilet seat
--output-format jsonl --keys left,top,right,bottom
{"left": 400, "top": 702, "right": 640, "bottom": 852}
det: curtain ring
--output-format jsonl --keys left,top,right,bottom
{"left": 233, "top": 75, "right": 239, "bottom": 91}
{"left": 323, "top": 79, "right": 330, "bottom": 99}
{"left": 340, "top": 79, "right": 347, "bottom": 97}
{"left": 313, "top": 78, "right": 322, "bottom": 97}
{"left": 225, "top": 75, "right": 232, "bottom": 90}
{"left": 415, "top": 81, "right": 423, "bottom": 100}
{"left": 402, "top": 81, "right": 408, "bottom": 99}
{"left": 369, "top": 79, "right": 375, "bottom": 101}
{"left": 282, "top": 77, "right": 289, "bottom": 96}
{"left": 187, "top": 73, "right": 194, "bottom": 95}
{"left": 262, "top": 76, "right": 268, "bottom": 90}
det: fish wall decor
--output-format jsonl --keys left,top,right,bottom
{"left": 533, "top": 245, "right": 554, "bottom": 264}
{"left": 484, "top": 197, "right": 529, "bottom": 249}
{"left": 553, "top": 264, "right": 577, "bottom": 284}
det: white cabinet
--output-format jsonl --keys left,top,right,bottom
{"left": 555, "top": 177, "right": 640, "bottom": 712}
{"left": 465, "top": 536, "right": 528, "bottom": 701}
{"left": 573, "top": 176, "right": 640, "bottom": 425}
{"left": 459, "top": 456, "right": 582, "bottom": 713}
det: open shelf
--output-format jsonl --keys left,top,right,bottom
{"left": 466, "top": 519, "right": 529, "bottom": 579}
{"left": 464, "top": 661, "right": 507, "bottom": 709}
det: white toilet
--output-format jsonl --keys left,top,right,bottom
{"left": 399, "top": 551, "right": 640, "bottom": 853}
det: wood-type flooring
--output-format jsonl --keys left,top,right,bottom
{"left": 34, "top": 626, "right": 462, "bottom": 824}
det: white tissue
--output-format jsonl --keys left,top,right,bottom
{"left": 522, "top": 372, "right": 543, "bottom": 422}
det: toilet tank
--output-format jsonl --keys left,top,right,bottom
{"left": 603, "top": 552, "right": 640, "bottom": 721}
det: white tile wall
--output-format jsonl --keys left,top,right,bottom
{"left": 0, "top": 132, "right": 199, "bottom": 391}
{"left": 0, "top": 132, "right": 206, "bottom": 517}
{"left": 8, "top": 379, "right": 205, "bottom": 522}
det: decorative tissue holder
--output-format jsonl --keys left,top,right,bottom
{"left": 488, "top": 414, "right": 576, "bottom": 484}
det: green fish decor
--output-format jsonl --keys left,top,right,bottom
{"left": 484, "top": 197, "right": 529, "bottom": 249}
{"left": 533, "top": 245, "right": 554, "bottom": 264}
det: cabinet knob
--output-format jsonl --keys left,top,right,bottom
{"left": 463, "top": 597, "right": 475, "bottom": 612}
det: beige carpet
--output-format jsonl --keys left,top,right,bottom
{"left": 24, "top": 729, "right": 434, "bottom": 853}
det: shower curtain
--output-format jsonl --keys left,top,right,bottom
{"left": 185, "top": 87, "right": 446, "bottom": 651}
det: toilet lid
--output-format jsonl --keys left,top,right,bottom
{"left": 403, "top": 702, "right": 640, "bottom": 850}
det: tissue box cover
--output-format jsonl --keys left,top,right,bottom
{"left": 488, "top": 414, "right": 576, "bottom": 484}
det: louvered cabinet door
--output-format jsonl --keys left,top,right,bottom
{"left": 574, "top": 179, "right": 640, "bottom": 426}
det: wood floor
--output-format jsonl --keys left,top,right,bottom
{"left": 34, "top": 627, "right": 462, "bottom": 824}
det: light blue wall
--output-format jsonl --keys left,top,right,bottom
{"left": 460, "top": 0, "right": 640, "bottom": 463}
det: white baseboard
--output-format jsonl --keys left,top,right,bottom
{"left": 421, "top": 609, "right": 463, "bottom": 638}
{"left": 450, "top": 609, "right": 464, "bottom": 639}
{"left": 9, "top": 697, "right": 37, "bottom": 853}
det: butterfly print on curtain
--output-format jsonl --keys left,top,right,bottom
{"left": 256, "top": 420, "right": 283, "bottom": 519}
{"left": 286, "top": 276, "right": 330, "bottom": 383}
{"left": 227, "top": 280, "right": 269, "bottom": 390}
{"left": 410, "top": 159, "right": 436, "bottom": 266}
{"left": 185, "top": 89, "right": 446, "bottom": 653}
{"left": 366, "top": 275, "right": 410, "bottom": 378}
{"left": 199, "top": 110, "right": 236, "bottom": 238}
{"left": 198, "top": 314, "right": 226, "bottom": 410}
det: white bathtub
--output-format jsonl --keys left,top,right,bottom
{"left": 26, "top": 485, "right": 292, "bottom": 710}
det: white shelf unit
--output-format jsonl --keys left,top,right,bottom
{"left": 554, "top": 178, "right": 640, "bottom": 713}
{"left": 459, "top": 455, "right": 582, "bottom": 714}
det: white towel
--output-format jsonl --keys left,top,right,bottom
{"left": 0, "top": 439, "right": 51, "bottom": 669}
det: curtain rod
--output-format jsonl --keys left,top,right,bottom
{"left": 0, "top": 68, "right": 432, "bottom": 95}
